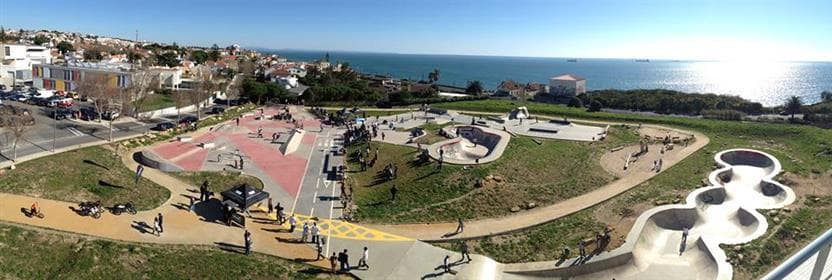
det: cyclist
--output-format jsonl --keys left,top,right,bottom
{"left": 30, "top": 202, "right": 40, "bottom": 217}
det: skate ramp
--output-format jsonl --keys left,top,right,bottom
{"left": 279, "top": 128, "right": 305, "bottom": 155}
{"left": 503, "top": 149, "right": 795, "bottom": 280}
{"left": 428, "top": 125, "right": 510, "bottom": 165}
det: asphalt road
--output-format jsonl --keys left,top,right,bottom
{"left": 0, "top": 99, "right": 220, "bottom": 164}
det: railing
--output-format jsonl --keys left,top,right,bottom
{"left": 763, "top": 227, "right": 832, "bottom": 280}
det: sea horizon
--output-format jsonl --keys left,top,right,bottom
{"left": 259, "top": 48, "right": 832, "bottom": 106}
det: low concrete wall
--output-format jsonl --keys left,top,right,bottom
{"left": 137, "top": 96, "right": 215, "bottom": 119}
{"left": 132, "top": 151, "right": 183, "bottom": 172}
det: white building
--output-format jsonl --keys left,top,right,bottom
{"left": 1, "top": 44, "right": 52, "bottom": 86}
{"left": 548, "top": 74, "right": 586, "bottom": 97}
{"left": 155, "top": 67, "right": 184, "bottom": 89}
{"left": 288, "top": 66, "right": 307, "bottom": 78}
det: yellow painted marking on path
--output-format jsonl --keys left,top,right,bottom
{"left": 257, "top": 206, "right": 411, "bottom": 242}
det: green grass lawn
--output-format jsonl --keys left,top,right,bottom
{"left": 429, "top": 99, "right": 832, "bottom": 277}
{"left": 412, "top": 122, "right": 453, "bottom": 145}
{"left": 348, "top": 125, "right": 638, "bottom": 223}
{"left": 0, "top": 223, "right": 332, "bottom": 280}
{"left": 0, "top": 146, "right": 170, "bottom": 210}
{"left": 170, "top": 171, "right": 264, "bottom": 193}
{"left": 135, "top": 93, "right": 174, "bottom": 112}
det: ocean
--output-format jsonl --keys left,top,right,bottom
{"left": 266, "top": 49, "right": 832, "bottom": 106}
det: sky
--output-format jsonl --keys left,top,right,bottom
{"left": 2, "top": 0, "right": 831, "bottom": 61}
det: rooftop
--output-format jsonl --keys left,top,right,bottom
{"left": 551, "top": 74, "right": 586, "bottom": 81}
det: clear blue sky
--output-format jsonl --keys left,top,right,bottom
{"left": 2, "top": 0, "right": 831, "bottom": 61}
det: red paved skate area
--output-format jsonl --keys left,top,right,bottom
{"left": 150, "top": 107, "right": 319, "bottom": 197}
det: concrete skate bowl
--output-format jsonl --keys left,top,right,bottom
{"left": 711, "top": 149, "right": 795, "bottom": 210}
{"left": 502, "top": 148, "right": 793, "bottom": 280}
{"left": 428, "top": 125, "right": 510, "bottom": 165}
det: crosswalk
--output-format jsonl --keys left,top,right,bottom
{"left": 66, "top": 127, "right": 84, "bottom": 136}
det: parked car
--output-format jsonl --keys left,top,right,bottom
{"left": 77, "top": 108, "right": 99, "bottom": 121}
{"left": 211, "top": 106, "right": 226, "bottom": 114}
{"left": 49, "top": 108, "right": 72, "bottom": 120}
{"left": 178, "top": 115, "right": 198, "bottom": 125}
{"left": 12, "top": 94, "right": 29, "bottom": 102}
{"left": 49, "top": 97, "right": 74, "bottom": 108}
{"left": 153, "top": 122, "right": 176, "bottom": 131}
{"left": 102, "top": 110, "right": 120, "bottom": 121}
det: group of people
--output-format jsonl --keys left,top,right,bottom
{"left": 563, "top": 226, "right": 613, "bottom": 265}
{"left": 329, "top": 247, "right": 370, "bottom": 274}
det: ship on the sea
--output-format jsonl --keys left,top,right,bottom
{"left": 567, "top": 59, "right": 577, "bottom": 62}
{"left": 635, "top": 59, "right": 650, "bottom": 62}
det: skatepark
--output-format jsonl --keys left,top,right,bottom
{"left": 3, "top": 102, "right": 804, "bottom": 280}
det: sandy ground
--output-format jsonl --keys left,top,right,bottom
{"left": 600, "top": 143, "right": 688, "bottom": 178}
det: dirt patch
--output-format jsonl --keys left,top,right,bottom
{"left": 593, "top": 201, "right": 653, "bottom": 251}
{"left": 780, "top": 171, "right": 832, "bottom": 198}
{"left": 637, "top": 127, "right": 694, "bottom": 142}
{"left": 600, "top": 144, "right": 684, "bottom": 177}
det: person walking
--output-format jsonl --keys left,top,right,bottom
{"left": 188, "top": 196, "right": 195, "bottom": 212}
{"left": 339, "top": 249, "right": 350, "bottom": 272}
{"left": 311, "top": 222, "right": 320, "bottom": 244}
{"left": 200, "top": 180, "right": 209, "bottom": 201}
{"left": 390, "top": 185, "right": 398, "bottom": 202}
{"left": 316, "top": 238, "right": 325, "bottom": 260}
{"left": 578, "top": 239, "right": 587, "bottom": 261}
{"left": 443, "top": 255, "right": 452, "bottom": 273}
{"left": 157, "top": 213, "right": 164, "bottom": 233}
{"left": 329, "top": 252, "right": 338, "bottom": 274}
{"left": 460, "top": 241, "right": 472, "bottom": 262}
{"left": 357, "top": 247, "right": 370, "bottom": 269}
{"left": 455, "top": 218, "right": 464, "bottom": 234}
{"left": 236, "top": 117, "right": 240, "bottom": 126}
{"left": 267, "top": 198, "right": 274, "bottom": 215}
{"left": 301, "top": 222, "right": 309, "bottom": 243}
{"left": 152, "top": 215, "right": 161, "bottom": 236}
{"left": 288, "top": 215, "right": 297, "bottom": 232}
{"left": 239, "top": 157, "right": 245, "bottom": 170}
{"left": 244, "top": 230, "right": 252, "bottom": 256}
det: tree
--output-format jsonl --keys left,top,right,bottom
{"left": 822, "top": 91, "right": 832, "bottom": 103}
{"left": 32, "top": 35, "right": 49, "bottom": 45}
{"left": 588, "top": 99, "right": 603, "bottom": 112}
{"left": 83, "top": 49, "right": 104, "bottom": 61}
{"left": 0, "top": 106, "right": 35, "bottom": 163}
{"left": 172, "top": 90, "right": 190, "bottom": 125}
{"left": 127, "top": 51, "right": 143, "bottom": 63}
{"left": 784, "top": 96, "right": 803, "bottom": 119}
{"left": 190, "top": 50, "right": 208, "bottom": 64}
{"left": 208, "top": 50, "right": 221, "bottom": 62}
{"left": 126, "top": 69, "right": 161, "bottom": 117}
{"left": 238, "top": 59, "right": 255, "bottom": 75}
{"left": 567, "top": 96, "right": 584, "bottom": 108}
{"left": 427, "top": 68, "right": 440, "bottom": 84}
{"left": 211, "top": 44, "right": 220, "bottom": 50}
{"left": 0, "top": 27, "right": 6, "bottom": 42}
{"left": 465, "top": 80, "right": 484, "bottom": 96}
{"left": 193, "top": 67, "right": 220, "bottom": 120}
{"left": 155, "top": 52, "right": 179, "bottom": 67}
{"left": 56, "top": 41, "right": 74, "bottom": 55}
{"left": 76, "top": 73, "right": 120, "bottom": 141}
{"left": 242, "top": 78, "right": 267, "bottom": 104}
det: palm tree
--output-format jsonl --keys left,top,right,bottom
{"left": 465, "top": 80, "right": 483, "bottom": 96}
{"left": 784, "top": 96, "right": 803, "bottom": 119}
{"left": 428, "top": 68, "right": 440, "bottom": 84}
